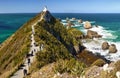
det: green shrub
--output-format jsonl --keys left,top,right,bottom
{"left": 54, "top": 59, "right": 86, "bottom": 76}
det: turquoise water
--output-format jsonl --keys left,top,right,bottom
{"left": 0, "top": 13, "right": 36, "bottom": 43}
{"left": 55, "top": 13, "right": 120, "bottom": 42}
{"left": 0, "top": 13, "right": 120, "bottom": 43}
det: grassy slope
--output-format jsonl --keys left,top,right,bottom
{"left": 27, "top": 18, "right": 87, "bottom": 77}
{"left": 0, "top": 10, "right": 105, "bottom": 78}
{"left": 0, "top": 13, "right": 42, "bottom": 78}
{"left": 38, "top": 19, "right": 78, "bottom": 56}
{"left": 30, "top": 20, "right": 73, "bottom": 70}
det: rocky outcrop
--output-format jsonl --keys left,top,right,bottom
{"left": 76, "top": 35, "right": 86, "bottom": 40}
{"left": 84, "top": 21, "right": 92, "bottom": 29}
{"left": 109, "top": 44, "right": 117, "bottom": 53}
{"left": 74, "top": 46, "right": 80, "bottom": 54}
{"left": 87, "top": 30, "right": 102, "bottom": 39}
{"left": 71, "top": 18, "right": 76, "bottom": 21}
{"left": 102, "top": 42, "right": 109, "bottom": 50}
{"left": 85, "top": 66, "right": 102, "bottom": 78}
{"left": 66, "top": 17, "right": 69, "bottom": 22}
{"left": 102, "top": 42, "right": 117, "bottom": 53}
{"left": 84, "top": 60, "right": 120, "bottom": 78}
{"left": 43, "top": 11, "right": 54, "bottom": 22}
{"left": 78, "top": 19, "right": 83, "bottom": 23}
{"left": 41, "top": 7, "right": 55, "bottom": 22}
{"left": 67, "top": 21, "right": 74, "bottom": 27}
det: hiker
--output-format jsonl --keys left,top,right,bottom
{"left": 23, "top": 68, "right": 27, "bottom": 76}
{"left": 34, "top": 49, "right": 36, "bottom": 52}
{"left": 31, "top": 51, "right": 33, "bottom": 56}
{"left": 27, "top": 58, "right": 31, "bottom": 66}
{"left": 26, "top": 54, "right": 29, "bottom": 58}
{"left": 40, "top": 44, "right": 44, "bottom": 51}
{"left": 34, "top": 43, "right": 36, "bottom": 46}
{"left": 30, "top": 44, "right": 32, "bottom": 47}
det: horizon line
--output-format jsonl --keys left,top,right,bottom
{"left": 1, "top": 12, "right": 120, "bottom": 14}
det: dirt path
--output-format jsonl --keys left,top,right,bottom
{"left": 11, "top": 23, "right": 41, "bottom": 78}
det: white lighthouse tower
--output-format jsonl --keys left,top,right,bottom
{"left": 43, "top": 6, "right": 48, "bottom": 12}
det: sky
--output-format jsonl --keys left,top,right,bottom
{"left": 0, "top": 0, "right": 120, "bottom": 13}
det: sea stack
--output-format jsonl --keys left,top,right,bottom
{"left": 84, "top": 21, "right": 92, "bottom": 29}
{"left": 109, "top": 44, "right": 117, "bottom": 53}
{"left": 87, "top": 30, "right": 102, "bottom": 39}
{"left": 102, "top": 42, "right": 109, "bottom": 50}
{"left": 67, "top": 21, "right": 74, "bottom": 27}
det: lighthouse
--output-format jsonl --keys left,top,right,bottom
{"left": 43, "top": 6, "right": 48, "bottom": 12}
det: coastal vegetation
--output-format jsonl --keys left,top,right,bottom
{"left": 0, "top": 12, "right": 43, "bottom": 77}
{"left": 28, "top": 16, "right": 87, "bottom": 77}
{"left": 54, "top": 59, "right": 86, "bottom": 77}
{"left": 0, "top": 9, "right": 86, "bottom": 77}
{"left": 0, "top": 22, "right": 31, "bottom": 78}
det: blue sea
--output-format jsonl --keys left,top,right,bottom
{"left": 0, "top": 13, "right": 120, "bottom": 43}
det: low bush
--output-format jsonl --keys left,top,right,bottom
{"left": 54, "top": 59, "right": 86, "bottom": 77}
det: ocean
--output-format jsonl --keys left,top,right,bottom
{"left": 0, "top": 13, "right": 36, "bottom": 43}
{"left": 1, "top": 13, "right": 119, "bottom": 42}
{"left": 0, "top": 13, "right": 120, "bottom": 61}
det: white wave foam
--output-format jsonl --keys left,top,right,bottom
{"left": 80, "top": 25, "right": 118, "bottom": 40}
{"left": 83, "top": 39, "right": 120, "bottom": 61}
{"left": 80, "top": 25, "right": 120, "bottom": 61}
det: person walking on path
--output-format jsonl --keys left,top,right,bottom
{"left": 40, "top": 44, "right": 44, "bottom": 51}
{"left": 27, "top": 57, "right": 31, "bottom": 66}
{"left": 31, "top": 51, "right": 33, "bottom": 56}
{"left": 26, "top": 54, "right": 30, "bottom": 59}
{"left": 34, "top": 49, "right": 36, "bottom": 52}
{"left": 23, "top": 68, "right": 27, "bottom": 77}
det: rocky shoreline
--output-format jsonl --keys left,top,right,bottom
{"left": 61, "top": 17, "right": 119, "bottom": 62}
{"left": 74, "top": 20, "right": 120, "bottom": 78}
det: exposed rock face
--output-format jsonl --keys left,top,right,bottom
{"left": 76, "top": 35, "right": 85, "bottom": 39}
{"left": 41, "top": 7, "right": 54, "bottom": 22}
{"left": 109, "top": 44, "right": 117, "bottom": 53}
{"left": 85, "top": 66, "right": 102, "bottom": 78}
{"left": 43, "top": 11, "right": 53, "bottom": 22}
{"left": 77, "top": 50, "right": 105, "bottom": 65}
{"left": 74, "top": 46, "right": 80, "bottom": 54}
{"left": 102, "top": 42, "right": 109, "bottom": 50}
{"left": 87, "top": 30, "right": 102, "bottom": 39}
{"left": 84, "top": 21, "right": 92, "bottom": 29}
{"left": 67, "top": 21, "right": 74, "bottom": 27}
{"left": 91, "top": 59, "right": 106, "bottom": 67}
{"left": 72, "top": 18, "right": 76, "bottom": 21}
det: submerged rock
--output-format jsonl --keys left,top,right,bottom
{"left": 109, "top": 44, "right": 117, "bottom": 53}
{"left": 84, "top": 21, "right": 92, "bottom": 29}
{"left": 102, "top": 42, "right": 109, "bottom": 50}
